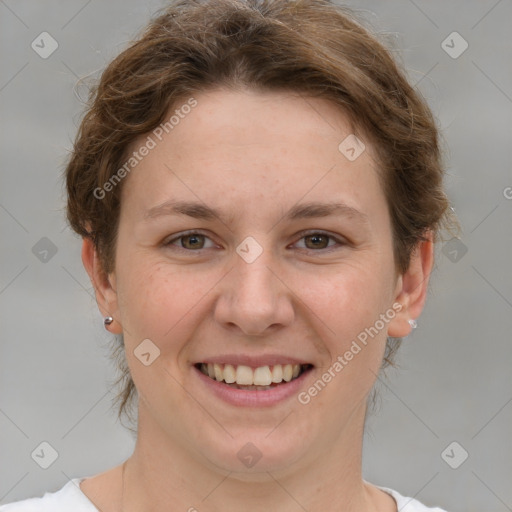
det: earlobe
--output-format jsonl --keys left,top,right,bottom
{"left": 387, "top": 232, "right": 434, "bottom": 338}
{"left": 81, "top": 237, "right": 122, "bottom": 334}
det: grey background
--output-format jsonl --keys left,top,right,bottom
{"left": 1, "top": 1, "right": 511, "bottom": 511}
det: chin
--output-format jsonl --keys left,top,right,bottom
{"left": 197, "top": 427, "right": 310, "bottom": 478}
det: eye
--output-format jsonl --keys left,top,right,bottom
{"left": 293, "top": 231, "right": 345, "bottom": 251}
{"left": 163, "top": 231, "right": 216, "bottom": 250}
{"left": 162, "top": 230, "right": 346, "bottom": 253}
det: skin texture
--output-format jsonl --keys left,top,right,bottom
{"left": 81, "top": 88, "right": 433, "bottom": 512}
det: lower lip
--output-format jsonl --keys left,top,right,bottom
{"left": 193, "top": 366, "right": 313, "bottom": 407}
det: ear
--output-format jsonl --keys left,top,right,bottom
{"left": 81, "top": 237, "right": 123, "bottom": 334}
{"left": 387, "top": 231, "right": 434, "bottom": 338}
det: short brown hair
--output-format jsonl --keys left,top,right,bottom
{"left": 65, "top": 0, "right": 458, "bottom": 426}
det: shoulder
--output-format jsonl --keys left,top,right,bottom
{"left": 0, "top": 478, "right": 98, "bottom": 512}
{"left": 377, "top": 484, "right": 449, "bottom": 512}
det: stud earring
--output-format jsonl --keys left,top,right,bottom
{"left": 408, "top": 318, "right": 418, "bottom": 329}
{"left": 104, "top": 316, "right": 114, "bottom": 328}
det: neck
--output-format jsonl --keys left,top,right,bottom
{"left": 120, "top": 401, "right": 388, "bottom": 512}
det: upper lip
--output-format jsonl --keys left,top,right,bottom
{"left": 194, "top": 354, "right": 314, "bottom": 368}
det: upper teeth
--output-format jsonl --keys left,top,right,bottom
{"left": 200, "top": 363, "right": 302, "bottom": 385}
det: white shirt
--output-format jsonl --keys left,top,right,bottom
{"left": 0, "top": 478, "right": 448, "bottom": 511}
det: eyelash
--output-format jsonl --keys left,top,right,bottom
{"left": 162, "top": 230, "right": 346, "bottom": 253}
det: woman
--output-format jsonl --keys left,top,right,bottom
{"left": 1, "top": 0, "right": 457, "bottom": 510}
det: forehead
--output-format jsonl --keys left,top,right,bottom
{"left": 120, "top": 88, "right": 385, "bottom": 224}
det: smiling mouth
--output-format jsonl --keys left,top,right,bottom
{"left": 195, "top": 363, "right": 313, "bottom": 390}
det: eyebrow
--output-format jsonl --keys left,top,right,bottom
{"left": 143, "top": 199, "right": 369, "bottom": 225}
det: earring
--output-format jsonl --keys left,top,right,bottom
{"left": 408, "top": 318, "right": 418, "bottom": 329}
{"left": 104, "top": 316, "right": 114, "bottom": 328}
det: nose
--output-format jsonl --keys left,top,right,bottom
{"left": 213, "top": 248, "right": 295, "bottom": 337}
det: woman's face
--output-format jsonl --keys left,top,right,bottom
{"left": 92, "top": 88, "right": 426, "bottom": 476}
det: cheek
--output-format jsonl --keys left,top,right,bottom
{"left": 115, "top": 259, "right": 210, "bottom": 400}
{"left": 116, "top": 256, "right": 210, "bottom": 342}
{"left": 297, "top": 259, "right": 395, "bottom": 345}
{"left": 302, "top": 272, "right": 391, "bottom": 413}
{"left": 297, "top": 260, "right": 395, "bottom": 408}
